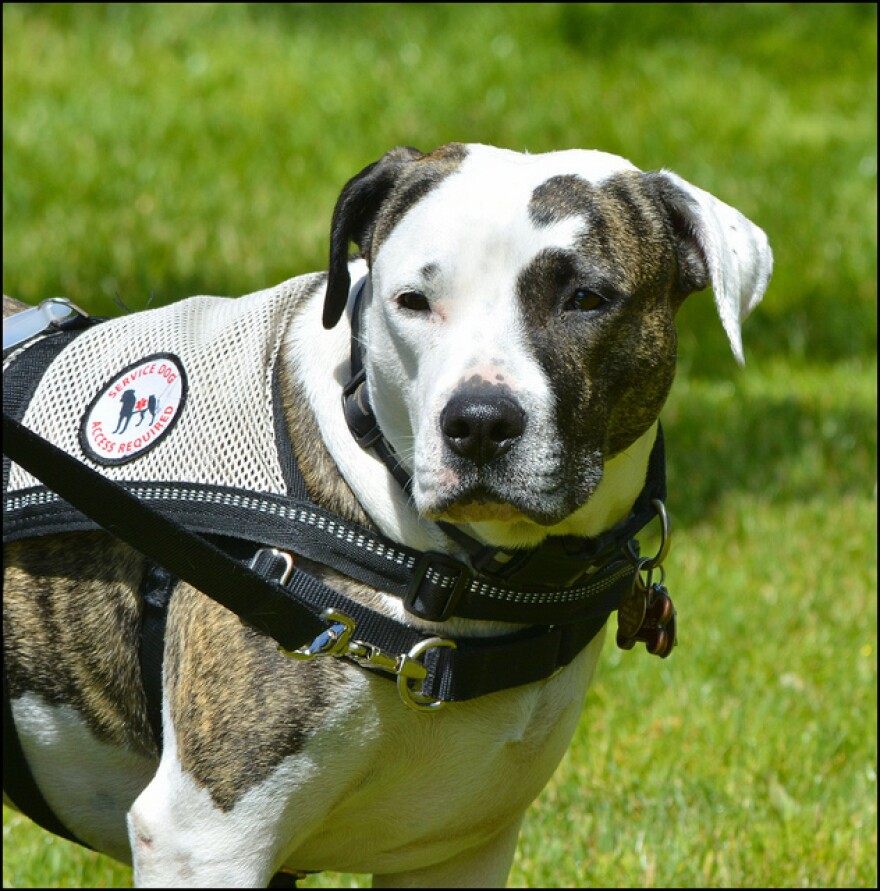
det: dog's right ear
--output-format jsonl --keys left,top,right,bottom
{"left": 648, "top": 170, "right": 773, "bottom": 365}
{"left": 323, "top": 146, "right": 424, "bottom": 329}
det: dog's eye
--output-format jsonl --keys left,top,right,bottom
{"left": 565, "top": 288, "right": 607, "bottom": 313}
{"left": 396, "top": 291, "right": 431, "bottom": 313}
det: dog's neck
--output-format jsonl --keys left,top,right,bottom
{"left": 287, "top": 262, "right": 657, "bottom": 556}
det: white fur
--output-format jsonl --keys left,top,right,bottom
{"left": 10, "top": 693, "right": 156, "bottom": 862}
{"left": 129, "top": 630, "right": 605, "bottom": 886}
{"left": 657, "top": 169, "right": 772, "bottom": 364}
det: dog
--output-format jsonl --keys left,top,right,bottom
{"left": 3, "top": 143, "right": 772, "bottom": 887}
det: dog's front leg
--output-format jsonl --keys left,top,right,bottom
{"left": 127, "top": 715, "right": 284, "bottom": 888}
{"left": 371, "top": 816, "right": 524, "bottom": 889}
{"left": 127, "top": 586, "right": 313, "bottom": 888}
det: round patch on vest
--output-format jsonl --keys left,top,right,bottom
{"left": 79, "top": 353, "right": 187, "bottom": 465}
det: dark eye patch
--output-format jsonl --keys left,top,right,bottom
{"left": 516, "top": 248, "right": 624, "bottom": 321}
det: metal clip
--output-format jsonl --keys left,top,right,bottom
{"left": 345, "top": 635, "right": 457, "bottom": 711}
{"left": 281, "top": 609, "right": 356, "bottom": 661}
{"left": 396, "top": 637, "right": 457, "bottom": 712}
{"left": 279, "top": 607, "right": 456, "bottom": 712}
{"left": 343, "top": 640, "right": 397, "bottom": 675}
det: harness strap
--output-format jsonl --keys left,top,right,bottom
{"left": 4, "top": 478, "right": 641, "bottom": 624}
{"left": 3, "top": 412, "right": 330, "bottom": 652}
{"left": 138, "top": 562, "right": 176, "bottom": 750}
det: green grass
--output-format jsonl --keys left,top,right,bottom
{"left": 3, "top": 3, "right": 876, "bottom": 888}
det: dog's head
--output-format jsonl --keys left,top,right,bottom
{"left": 324, "top": 144, "right": 772, "bottom": 546}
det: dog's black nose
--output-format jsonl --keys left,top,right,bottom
{"left": 440, "top": 388, "right": 526, "bottom": 466}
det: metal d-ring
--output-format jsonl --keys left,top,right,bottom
{"left": 396, "top": 637, "right": 457, "bottom": 712}
{"left": 626, "top": 498, "right": 671, "bottom": 571}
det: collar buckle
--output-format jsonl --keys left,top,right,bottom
{"left": 404, "top": 551, "right": 472, "bottom": 621}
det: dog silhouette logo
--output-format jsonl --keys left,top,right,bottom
{"left": 112, "top": 391, "right": 159, "bottom": 435}
{"left": 80, "top": 353, "right": 187, "bottom": 466}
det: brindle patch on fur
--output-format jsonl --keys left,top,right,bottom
{"left": 164, "top": 573, "right": 389, "bottom": 813}
{"left": 3, "top": 294, "right": 26, "bottom": 317}
{"left": 4, "top": 532, "right": 156, "bottom": 758}
{"left": 519, "top": 171, "right": 682, "bottom": 507}
{"left": 164, "top": 580, "right": 354, "bottom": 812}
{"left": 528, "top": 172, "right": 670, "bottom": 297}
{"left": 366, "top": 143, "right": 468, "bottom": 261}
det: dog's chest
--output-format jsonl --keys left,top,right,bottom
{"left": 214, "top": 633, "right": 607, "bottom": 875}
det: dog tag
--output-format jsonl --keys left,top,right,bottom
{"left": 617, "top": 576, "right": 648, "bottom": 641}
{"left": 616, "top": 583, "right": 677, "bottom": 658}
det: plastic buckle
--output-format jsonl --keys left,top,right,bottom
{"left": 2, "top": 297, "right": 90, "bottom": 351}
{"left": 341, "top": 371, "right": 383, "bottom": 448}
{"left": 404, "top": 552, "right": 472, "bottom": 621}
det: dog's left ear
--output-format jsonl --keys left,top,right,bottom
{"left": 649, "top": 171, "right": 773, "bottom": 364}
{"left": 323, "top": 146, "right": 424, "bottom": 329}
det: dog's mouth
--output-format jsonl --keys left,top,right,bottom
{"left": 423, "top": 483, "right": 571, "bottom": 527}
{"left": 433, "top": 500, "right": 524, "bottom": 524}
{"left": 423, "top": 485, "right": 516, "bottom": 522}
{"left": 414, "top": 441, "right": 605, "bottom": 530}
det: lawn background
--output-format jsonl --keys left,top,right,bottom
{"left": 2, "top": 3, "right": 876, "bottom": 887}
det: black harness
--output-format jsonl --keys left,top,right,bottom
{"left": 2, "top": 292, "right": 676, "bottom": 868}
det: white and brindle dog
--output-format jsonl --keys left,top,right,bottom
{"left": 3, "top": 143, "right": 772, "bottom": 887}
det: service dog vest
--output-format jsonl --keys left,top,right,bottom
{"left": 4, "top": 277, "right": 325, "bottom": 544}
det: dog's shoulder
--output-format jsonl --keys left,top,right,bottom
{"left": 5, "top": 530, "right": 158, "bottom": 757}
